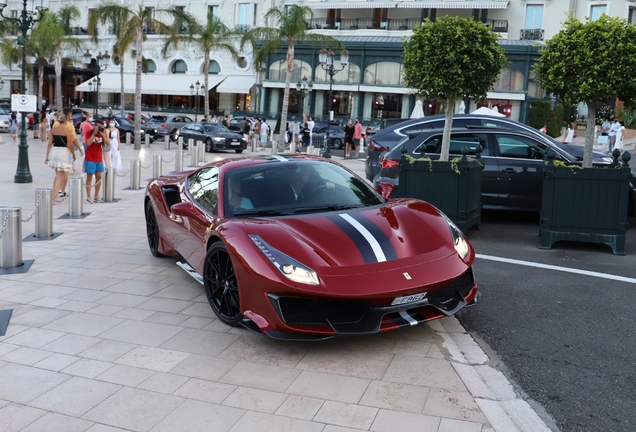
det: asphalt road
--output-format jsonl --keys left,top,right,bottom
{"left": 456, "top": 211, "right": 636, "bottom": 432}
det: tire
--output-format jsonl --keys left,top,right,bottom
{"left": 332, "top": 139, "right": 342, "bottom": 149}
{"left": 235, "top": 149, "right": 244, "bottom": 154}
{"left": 203, "top": 242, "right": 242, "bottom": 326}
{"left": 205, "top": 138, "right": 212, "bottom": 152}
{"left": 169, "top": 131, "right": 178, "bottom": 142}
{"left": 145, "top": 201, "right": 165, "bottom": 257}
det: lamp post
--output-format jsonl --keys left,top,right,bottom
{"left": 318, "top": 47, "right": 348, "bottom": 158}
{"left": 295, "top": 76, "right": 313, "bottom": 118}
{"left": 84, "top": 50, "right": 110, "bottom": 116}
{"left": 0, "top": 0, "right": 49, "bottom": 183}
{"left": 190, "top": 80, "right": 204, "bottom": 122}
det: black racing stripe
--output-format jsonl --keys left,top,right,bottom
{"left": 348, "top": 212, "right": 399, "bottom": 261}
{"left": 327, "top": 215, "right": 378, "bottom": 264}
{"left": 391, "top": 313, "right": 410, "bottom": 327}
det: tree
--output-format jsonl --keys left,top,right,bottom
{"left": 403, "top": 17, "right": 506, "bottom": 161}
{"left": 163, "top": 14, "right": 240, "bottom": 120}
{"left": 88, "top": 1, "right": 193, "bottom": 149}
{"left": 35, "top": 6, "right": 84, "bottom": 109}
{"left": 241, "top": 5, "right": 342, "bottom": 149}
{"left": 535, "top": 15, "right": 636, "bottom": 167}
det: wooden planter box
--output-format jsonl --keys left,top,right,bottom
{"left": 540, "top": 159, "right": 631, "bottom": 255}
{"left": 391, "top": 156, "right": 483, "bottom": 233}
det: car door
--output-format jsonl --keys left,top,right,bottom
{"left": 493, "top": 133, "right": 548, "bottom": 211}
{"left": 179, "top": 124, "right": 193, "bottom": 143}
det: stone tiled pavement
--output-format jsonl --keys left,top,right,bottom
{"left": 0, "top": 132, "right": 554, "bottom": 432}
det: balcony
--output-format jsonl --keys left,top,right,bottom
{"left": 487, "top": 19, "right": 508, "bottom": 33}
{"left": 308, "top": 17, "right": 421, "bottom": 31}
{"left": 520, "top": 29, "right": 544, "bottom": 41}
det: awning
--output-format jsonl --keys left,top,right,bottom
{"left": 398, "top": 1, "right": 509, "bottom": 9}
{"left": 76, "top": 73, "right": 227, "bottom": 96}
{"left": 358, "top": 84, "right": 412, "bottom": 95}
{"left": 486, "top": 91, "right": 526, "bottom": 101}
{"left": 263, "top": 81, "right": 363, "bottom": 92}
{"left": 306, "top": 2, "right": 400, "bottom": 9}
{"left": 216, "top": 75, "right": 256, "bottom": 94}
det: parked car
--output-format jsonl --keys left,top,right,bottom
{"left": 228, "top": 117, "right": 256, "bottom": 133}
{"left": 373, "top": 126, "right": 636, "bottom": 216}
{"left": 146, "top": 114, "right": 193, "bottom": 141}
{"left": 313, "top": 125, "right": 346, "bottom": 149}
{"left": 382, "top": 118, "right": 410, "bottom": 130}
{"left": 144, "top": 155, "right": 479, "bottom": 339}
{"left": 0, "top": 107, "right": 10, "bottom": 131}
{"left": 107, "top": 117, "right": 146, "bottom": 143}
{"left": 365, "top": 114, "right": 614, "bottom": 181}
{"left": 177, "top": 122, "right": 248, "bottom": 153}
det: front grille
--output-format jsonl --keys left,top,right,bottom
{"left": 428, "top": 269, "right": 475, "bottom": 306}
{"left": 277, "top": 297, "right": 366, "bottom": 326}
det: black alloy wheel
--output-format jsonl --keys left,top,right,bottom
{"left": 205, "top": 138, "right": 212, "bottom": 152}
{"left": 332, "top": 138, "right": 342, "bottom": 149}
{"left": 204, "top": 243, "right": 241, "bottom": 326}
{"left": 145, "top": 201, "right": 165, "bottom": 257}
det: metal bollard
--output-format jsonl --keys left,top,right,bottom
{"left": 175, "top": 150, "right": 184, "bottom": 172}
{"left": 103, "top": 168, "right": 115, "bottom": 203}
{"left": 251, "top": 136, "right": 256, "bottom": 152}
{"left": 290, "top": 141, "right": 297, "bottom": 154}
{"left": 126, "top": 132, "right": 131, "bottom": 146}
{"left": 130, "top": 160, "right": 141, "bottom": 190}
{"left": 190, "top": 143, "right": 198, "bottom": 167}
{"left": 153, "top": 154, "right": 163, "bottom": 178}
{"left": 68, "top": 175, "right": 84, "bottom": 218}
{"left": 188, "top": 138, "right": 194, "bottom": 151}
{"left": 34, "top": 188, "right": 53, "bottom": 238}
{"left": 272, "top": 137, "right": 278, "bottom": 155}
{"left": 178, "top": 136, "right": 184, "bottom": 150}
{"left": 0, "top": 207, "right": 22, "bottom": 269}
{"left": 145, "top": 133, "right": 151, "bottom": 148}
{"left": 197, "top": 140, "right": 205, "bottom": 163}
{"left": 164, "top": 135, "right": 170, "bottom": 150}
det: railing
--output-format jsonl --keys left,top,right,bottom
{"left": 520, "top": 28, "right": 544, "bottom": 41}
{"left": 309, "top": 18, "right": 508, "bottom": 33}
{"left": 487, "top": 19, "right": 508, "bottom": 33}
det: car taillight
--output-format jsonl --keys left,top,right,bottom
{"left": 380, "top": 157, "right": 400, "bottom": 169}
{"left": 378, "top": 182, "right": 394, "bottom": 199}
{"left": 160, "top": 124, "right": 168, "bottom": 129}
{"left": 370, "top": 140, "right": 387, "bottom": 152}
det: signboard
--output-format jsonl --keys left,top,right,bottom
{"left": 11, "top": 94, "right": 38, "bottom": 112}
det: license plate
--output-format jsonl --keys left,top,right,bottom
{"left": 231, "top": 140, "right": 240, "bottom": 145}
{"left": 391, "top": 292, "right": 427, "bottom": 306}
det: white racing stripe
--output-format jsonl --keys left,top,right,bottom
{"left": 399, "top": 310, "right": 418, "bottom": 326}
{"left": 476, "top": 253, "right": 636, "bottom": 284}
{"left": 339, "top": 213, "right": 387, "bottom": 262}
{"left": 270, "top": 155, "right": 288, "bottom": 162}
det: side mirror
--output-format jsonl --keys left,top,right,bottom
{"left": 171, "top": 201, "right": 200, "bottom": 218}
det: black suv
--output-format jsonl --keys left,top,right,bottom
{"left": 374, "top": 127, "right": 635, "bottom": 215}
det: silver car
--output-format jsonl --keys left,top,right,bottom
{"left": 0, "top": 108, "right": 11, "bottom": 131}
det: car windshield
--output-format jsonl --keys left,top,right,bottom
{"left": 204, "top": 124, "right": 230, "bottom": 133}
{"left": 225, "top": 161, "right": 384, "bottom": 217}
{"left": 117, "top": 118, "right": 132, "bottom": 126}
{"left": 149, "top": 115, "right": 167, "bottom": 122}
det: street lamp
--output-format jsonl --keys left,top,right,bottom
{"left": 190, "top": 80, "right": 204, "bottom": 122}
{"left": 0, "top": 0, "right": 49, "bottom": 183}
{"left": 295, "top": 76, "right": 313, "bottom": 118}
{"left": 318, "top": 47, "right": 348, "bottom": 158}
{"left": 84, "top": 50, "right": 110, "bottom": 115}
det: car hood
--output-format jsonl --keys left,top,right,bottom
{"left": 554, "top": 142, "right": 612, "bottom": 162}
{"left": 208, "top": 131, "right": 244, "bottom": 139}
{"left": 235, "top": 199, "right": 459, "bottom": 274}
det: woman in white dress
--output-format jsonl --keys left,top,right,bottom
{"left": 109, "top": 121, "right": 122, "bottom": 170}
{"left": 615, "top": 121, "right": 625, "bottom": 154}
{"left": 564, "top": 123, "right": 575, "bottom": 143}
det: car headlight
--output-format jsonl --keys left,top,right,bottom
{"left": 214, "top": 137, "right": 225, "bottom": 142}
{"left": 248, "top": 234, "right": 320, "bottom": 285}
{"left": 437, "top": 211, "right": 470, "bottom": 261}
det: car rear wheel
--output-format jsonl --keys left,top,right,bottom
{"left": 169, "top": 131, "right": 178, "bottom": 142}
{"left": 205, "top": 138, "right": 212, "bottom": 152}
{"left": 332, "top": 138, "right": 342, "bottom": 149}
{"left": 145, "top": 201, "right": 165, "bottom": 257}
{"left": 204, "top": 243, "right": 241, "bottom": 326}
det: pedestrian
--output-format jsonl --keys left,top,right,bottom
{"left": 108, "top": 119, "right": 122, "bottom": 170}
{"left": 260, "top": 119, "right": 270, "bottom": 149}
{"left": 301, "top": 122, "right": 311, "bottom": 148}
{"left": 44, "top": 113, "right": 76, "bottom": 204}
{"left": 81, "top": 111, "right": 93, "bottom": 154}
{"left": 608, "top": 119, "right": 620, "bottom": 152}
{"left": 563, "top": 123, "right": 574, "bottom": 144}
{"left": 344, "top": 119, "right": 355, "bottom": 159}
{"left": 222, "top": 115, "right": 230, "bottom": 128}
{"left": 212, "top": 115, "right": 218, "bottom": 123}
{"left": 32, "top": 110, "right": 40, "bottom": 139}
{"left": 102, "top": 119, "right": 112, "bottom": 169}
{"left": 253, "top": 118, "right": 261, "bottom": 150}
{"left": 9, "top": 111, "right": 18, "bottom": 141}
{"left": 615, "top": 121, "right": 625, "bottom": 154}
{"left": 84, "top": 118, "right": 110, "bottom": 204}
{"left": 601, "top": 118, "right": 610, "bottom": 137}
{"left": 353, "top": 118, "right": 363, "bottom": 157}
{"left": 307, "top": 115, "right": 315, "bottom": 146}
{"left": 52, "top": 107, "right": 83, "bottom": 173}
{"left": 539, "top": 124, "right": 547, "bottom": 134}
{"left": 39, "top": 110, "right": 48, "bottom": 142}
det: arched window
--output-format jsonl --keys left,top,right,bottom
{"left": 314, "top": 62, "right": 360, "bottom": 84}
{"left": 363, "top": 62, "right": 403, "bottom": 86}
{"left": 146, "top": 59, "right": 157, "bottom": 73}
{"left": 268, "top": 59, "right": 311, "bottom": 81}
{"left": 493, "top": 67, "right": 524, "bottom": 92}
{"left": 202, "top": 60, "right": 221, "bottom": 74}
{"left": 171, "top": 59, "right": 187, "bottom": 74}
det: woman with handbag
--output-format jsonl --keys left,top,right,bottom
{"left": 44, "top": 113, "right": 76, "bottom": 204}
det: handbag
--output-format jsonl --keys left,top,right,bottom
{"left": 597, "top": 135, "right": 608, "bottom": 144}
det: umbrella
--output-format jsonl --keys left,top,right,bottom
{"left": 458, "top": 100, "right": 466, "bottom": 114}
{"left": 410, "top": 100, "right": 424, "bottom": 119}
{"left": 470, "top": 106, "right": 506, "bottom": 118}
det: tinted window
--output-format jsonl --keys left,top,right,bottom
{"left": 182, "top": 117, "right": 192, "bottom": 123}
{"left": 118, "top": 118, "right": 132, "bottom": 126}
{"left": 416, "top": 133, "right": 488, "bottom": 155}
{"left": 495, "top": 134, "right": 547, "bottom": 159}
{"left": 204, "top": 124, "right": 225, "bottom": 132}
{"left": 188, "top": 167, "right": 219, "bottom": 213}
{"left": 151, "top": 116, "right": 167, "bottom": 122}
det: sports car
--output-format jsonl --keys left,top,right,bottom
{"left": 144, "top": 155, "right": 480, "bottom": 340}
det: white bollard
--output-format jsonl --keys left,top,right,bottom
{"left": 164, "top": 135, "right": 170, "bottom": 150}
{"left": 68, "top": 175, "right": 84, "bottom": 218}
{"left": 153, "top": 154, "right": 163, "bottom": 178}
{"left": 34, "top": 188, "right": 53, "bottom": 238}
{"left": 130, "top": 160, "right": 141, "bottom": 190}
{"left": 0, "top": 207, "right": 22, "bottom": 269}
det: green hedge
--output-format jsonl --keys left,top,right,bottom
{"left": 528, "top": 100, "right": 562, "bottom": 138}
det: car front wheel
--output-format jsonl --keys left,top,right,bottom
{"left": 205, "top": 138, "right": 212, "bottom": 152}
{"left": 145, "top": 201, "right": 165, "bottom": 257}
{"left": 332, "top": 138, "right": 342, "bottom": 149}
{"left": 204, "top": 242, "right": 241, "bottom": 326}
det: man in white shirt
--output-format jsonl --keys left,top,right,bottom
{"left": 608, "top": 119, "right": 620, "bottom": 152}
{"left": 307, "top": 115, "right": 315, "bottom": 146}
{"left": 260, "top": 119, "right": 269, "bottom": 149}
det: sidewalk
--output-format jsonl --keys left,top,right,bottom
{"left": 0, "top": 134, "right": 554, "bottom": 432}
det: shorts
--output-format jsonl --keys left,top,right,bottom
{"left": 353, "top": 139, "right": 361, "bottom": 146}
{"left": 84, "top": 160, "right": 104, "bottom": 175}
{"left": 302, "top": 137, "right": 310, "bottom": 147}
{"left": 260, "top": 133, "right": 268, "bottom": 144}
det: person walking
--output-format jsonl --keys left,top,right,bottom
{"left": 9, "top": 111, "right": 18, "bottom": 141}
{"left": 344, "top": 119, "right": 355, "bottom": 159}
{"left": 260, "top": 119, "right": 270, "bottom": 149}
{"left": 253, "top": 118, "right": 261, "bottom": 150}
{"left": 614, "top": 121, "right": 625, "bottom": 155}
{"left": 44, "top": 113, "right": 76, "bottom": 204}
{"left": 353, "top": 118, "right": 363, "bottom": 158}
{"left": 32, "top": 110, "right": 40, "bottom": 139}
{"left": 84, "top": 119, "right": 110, "bottom": 204}
{"left": 52, "top": 107, "right": 83, "bottom": 173}
{"left": 108, "top": 120, "right": 122, "bottom": 170}
{"left": 563, "top": 123, "right": 575, "bottom": 144}
{"left": 39, "top": 110, "right": 48, "bottom": 142}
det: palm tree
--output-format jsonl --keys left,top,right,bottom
{"left": 35, "top": 5, "right": 84, "bottom": 109}
{"left": 241, "top": 5, "right": 342, "bottom": 149}
{"left": 163, "top": 14, "right": 240, "bottom": 120}
{"left": 88, "top": 1, "right": 193, "bottom": 149}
